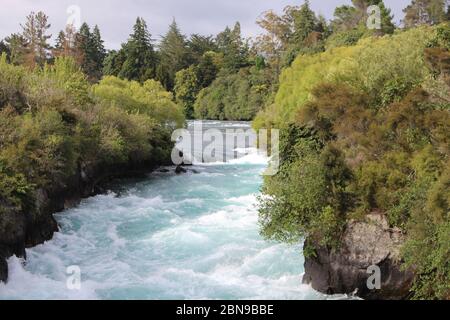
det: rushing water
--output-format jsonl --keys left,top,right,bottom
{"left": 0, "top": 121, "right": 325, "bottom": 300}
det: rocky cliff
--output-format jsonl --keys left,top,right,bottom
{"left": 303, "top": 213, "right": 415, "bottom": 300}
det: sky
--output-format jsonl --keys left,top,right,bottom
{"left": 0, "top": 0, "right": 412, "bottom": 49}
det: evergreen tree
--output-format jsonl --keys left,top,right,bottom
{"left": 92, "top": 25, "right": 107, "bottom": 78}
{"left": 188, "top": 34, "right": 217, "bottom": 63}
{"left": 0, "top": 41, "right": 9, "bottom": 57}
{"left": 118, "top": 18, "right": 156, "bottom": 82}
{"left": 332, "top": 5, "right": 360, "bottom": 31}
{"left": 76, "top": 23, "right": 95, "bottom": 78}
{"left": 21, "top": 11, "right": 52, "bottom": 68}
{"left": 292, "top": 0, "right": 317, "bottom": 44}
{"left": 53, "top": 24, "right": 81, "bottom": 63}
{"left": 157, "top": 20, "right": 191, "bottom": 90}
{"left": 195, "top": 52, "right": 218, "bottom": 88}
{"left": 3, "top": 33, "right": 28, "bottom": 65}
{"left": 103, "top": 48, "right": 127, "bottom": 77}
{"left": 331, "top": 1, "right": 395, "bottom": 35}
{"left": 216, "top": 22, "right": 249, "bottom": 71}
{"left": 403, "top": 0, "right": 448, "bottom": 27}
{"left": 75, "top": 23, "right": 106, "bottom": 81}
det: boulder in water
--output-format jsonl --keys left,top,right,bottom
{"left": 175, "top": 166, "right": 187, "bottom": 174}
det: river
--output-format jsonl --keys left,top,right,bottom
{"left": 0, "top": 121, "right": 325, "bottom": 300}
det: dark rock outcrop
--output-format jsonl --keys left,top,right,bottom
{"left": 303, "top": 213, "right": 415, "bottom": 300}
{"left": 175, "top": 165, "right": 188, "bottom": 174}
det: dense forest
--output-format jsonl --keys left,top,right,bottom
{"left": 0, "top": 0, "right": 449, "bottom": 299}
{"left": 255, "top": 1, "right": 450, "bottom": 300}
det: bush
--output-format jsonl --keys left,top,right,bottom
{"left": 0, "top": 57, "right": 184, "bottom": 218}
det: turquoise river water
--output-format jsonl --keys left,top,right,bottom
{"left": 0, "top": 121, "right": 330, "bottom": 300}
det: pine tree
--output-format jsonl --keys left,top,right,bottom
{"left": 188, "top": 34, "right": 217, "bottom": 63}
{"left": 157, "top": 20, "right": 191, "bottom": 90}
{"left": 76, "top": 23, "right": 95, "bottom": 78}
{"left": 119, "top": 18, "right": 156, "bottom": 82}
{"left": 53, "top": 24, "right": 81, "bottom": 63}
{"left": 403, "top": 0, "right": 447, "bottom": 27}
{"left": 331, "top": 1, "right": 395, "bottom": 34}
{"left": 195, "top": 52, "right": 218, "bottom": 88}
{"left": 0, "top": 41, "right": 9, "bottom": 57}
{"left": 75, "top": 23, "right": 106, "bottom": 81}
{"left": 103, "top": 48, "right": 127, "bottom": 77}
{"left": 216, "top": 22, "right": 249, "bottom": 71}
{"left": 21, "top": 11, "right": 52, "bottom": 68}
{"left": 292, "top": 0, "right": 317, "bottom": 44}
{"left": 91, "top": 25, "right": 107, "bottom": 80}
{"left": 3, "top": 33, "right": 28, "bottom": 65}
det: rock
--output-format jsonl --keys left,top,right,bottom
{"left": 0, "top": 202, "right": 26, "bottom": 284}
{"left": 303, "top": 213, "right": 415, "bottom": 300}
{"left": 159, "top": 168, "right": 170, "bottom": 173}
{"left": 0, "top": 256, "right": 7, "bottom": 283}
{"left": 175, "top": 166, "right": 187, "bottom": 174}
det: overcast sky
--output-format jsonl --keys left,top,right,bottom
{"left": 0, "top": 0, "right": 412, "bottom": 49}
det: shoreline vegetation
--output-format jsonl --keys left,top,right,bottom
{"left": 1, "top": 0, "right": 450, "bottom": 299}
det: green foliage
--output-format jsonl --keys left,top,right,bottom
{"left": 259, "top": 124, "right": 351, "bottom": 246}
{"left": 256, "top": 25, "right": 450, "bottom": 298}
{"left": 92, "top": 76, "right": 184, "bottom": 127}
{"left": 325, "top": 28, "right": 365, "bottom": 49}
{"left": 157, "top": 20, "right": 192, "bottom": 91}
{"left": 255, "top": 26, "right": 434, "bottom": 128}
{"left": 76, "top": 23, "right": 106, "bottom": 82}
{"left": 403, "top": 0, "right": 448, "bottom": 28}
{"left": 402, "top": 164, "right": 450, "bottom": 299}
{"left": 216, "top": 23, "right": 250, "bottom": 72}
{"left": 0, "top": 56, "right": 183, "bottom": 216}
{"left": 194, "top": 67, "right": 271, "bottom": 121}
{"left": 118, "top": 18, "right": 157, "bottom": 82}
{"left": 0, "top": 53, "right": 27, "bottom": 113}
{"left": 174, "top": 66, "right": 199, "bottom": 118}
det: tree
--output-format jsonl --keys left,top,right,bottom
{"left": 331, "top": 1, "right": 395, "bottom": 35}
{"left": 187, "top": 34, "right": 217, "bottom": 63}
{"left": 216, "top": 22, "right": 249, "bottom": 71}
{"left": 292, "top": 0, "right": 318, "bottom": 44}
{"left": 53, "top": 24, "right": 82, "bottom": 63}
{"left": 332, "top": 5, "right": 360, "bottom": 32}
{"left": 174, "top": 66, "right": 199, "bottom": 118}
{"left": 3, "top": 34, "right": 28, "bottom": 65}
{"left": 256, "top": 9, "right": 292, "bottom": 68}
{"left": 157, "top": 20, "right": 191, "bottom": 90}
{"left": 103, "top": 48, "right": 126, "bottom": 77}
{"left": 119, "top": 18, "right": 156, "bottom": 82}
{"left": 195, "top": 51, "right": 219, "bottom": 88}
{"left": 403, "top": 0, "right": 448, "bottom": 27}
{"left": 21, "top": 11, "right": 51, "bottom": 68}
{"left": 91, "top": 25, "right": 107, "bottom": 77}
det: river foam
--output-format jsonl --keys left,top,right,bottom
{"left": 0, "top": 121, "right": 325, "bottom": 300}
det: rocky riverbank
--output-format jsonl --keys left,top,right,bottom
{"left": 303, "top": 213, "right": 415, "bottom": 300}
{"left": 0, "top": 160, "right": 176, "bottom": 283}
